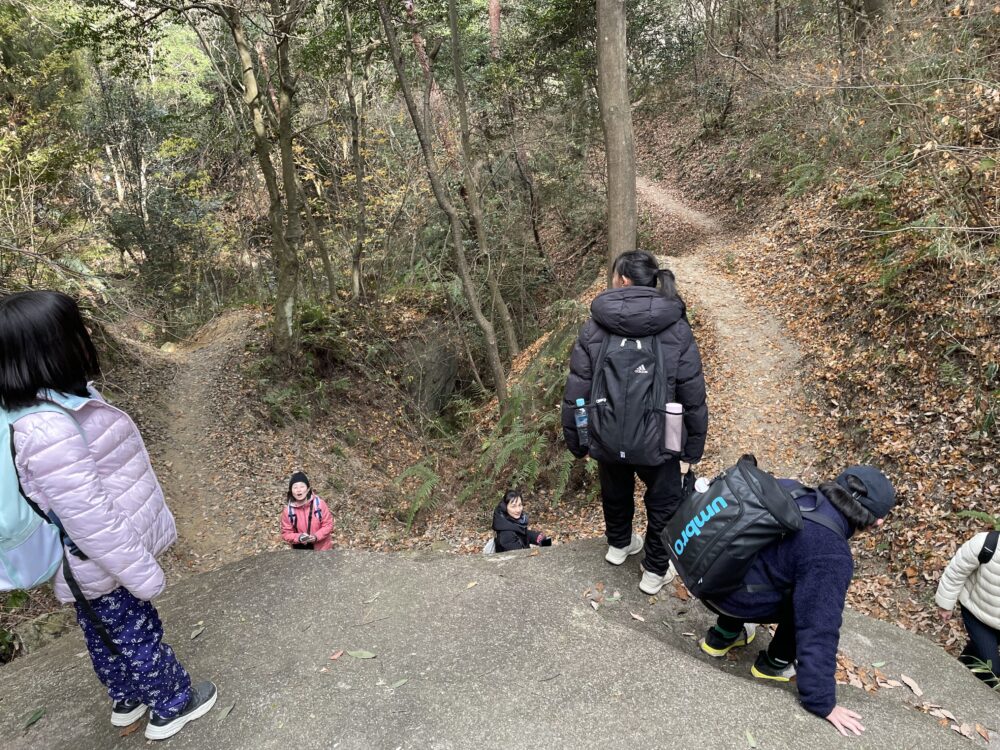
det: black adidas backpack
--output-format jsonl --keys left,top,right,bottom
{"left": 662, "top": 454, "right": 845, "bottom": 600}
{"left": 587, "top": 334, "right": 671, "bottom": 466}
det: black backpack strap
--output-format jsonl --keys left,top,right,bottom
{"left": 978, "top": 530, "right": 1000, "bottom": 565}
{"left": 649, "top": 333, "right": 674, "bottom": 406}
{"left": 802, "top": 508, "right": 847, "bottom": 538}
{"left": 590, "top": 331, "right": 615, "bottom": 398}
{"left": 741, "top": 490, "right": 844, "bottom": 596}
{"left": 62, "top": 556, "right": 119, "bottom": 656}
{"left": 800, "top": 489, "right": 848, "bottom": 539}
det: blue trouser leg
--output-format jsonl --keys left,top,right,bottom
{"left": 959, "top": 606, "right": 1000, "bottom": 686}
{"left": 76, "top": 587, "right": 192, "bottom": 718}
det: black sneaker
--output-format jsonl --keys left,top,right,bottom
{"left": 111, "top": 699, "right": 147, "bottom": 727}
{"left": 144, "top": 681, "right": 218, "bottom": 741}
{"left": 700, "top": 623, "right": 757, "bottom": 657}
{"left": 750, "top": 650, "right": 796, "bottom": 682}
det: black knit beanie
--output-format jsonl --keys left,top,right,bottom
{"left": 289, "top": 471, "right": 310, "bottom": 491}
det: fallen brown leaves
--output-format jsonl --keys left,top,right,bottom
{"left": 633, "top": 105, "right": 998, "bottom": 655}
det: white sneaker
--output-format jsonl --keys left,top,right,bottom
{"left": 605, "top": 533, "right": 644, "bottom": 565}
{"left": 639, "top": 562, "right": 676, "bottom": 595}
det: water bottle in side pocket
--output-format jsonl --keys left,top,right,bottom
{"left": 665, "top": 402, "right": 684, "bottom": 455}
{"left": 574, "top": 398, "right": 590, "bottom": 448}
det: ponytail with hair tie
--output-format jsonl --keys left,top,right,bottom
{"left": 656, "top": 268, "right": 677, "bottom": 299}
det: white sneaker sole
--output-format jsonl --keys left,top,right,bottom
{"left": 605, "top": 536, "right": 644, "bottom": 565}
{"left": 111, "top": 704, "right": 147, "bottom": 727}
{"left": 144, "top": 691, "right": 218, "bottom": 741}
{"left": 638, "top": 565, "right": 676, "bottom": 595}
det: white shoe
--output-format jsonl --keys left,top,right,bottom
{"left": 639, "top": 562, "right": 676, "bottom": 595}
{"left": 605, "top": 533, "right": 644, "bottom": 565}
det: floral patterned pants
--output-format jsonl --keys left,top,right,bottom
{"left": 75, "top": 586, "right": 191, "bottom": 718}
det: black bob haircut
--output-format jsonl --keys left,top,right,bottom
{"left": 0, "top": 291, "right": 101, "bottom": 409}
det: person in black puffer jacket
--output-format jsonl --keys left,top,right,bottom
{"left": 492, "top": 490, "right": 551, "bottom": 552}
{"left": 562, "top": 251, "right": 708, "bottom": 596}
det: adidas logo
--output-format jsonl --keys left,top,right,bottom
{"left": 634, "top": 364, "right": 649, "bottom": 374}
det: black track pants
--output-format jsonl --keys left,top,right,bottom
{"left": 959, "top": 606, "right": 1000, "bottom": 686}
{"left": 598, "top": 459, "right": 681, "bottom": 576}
{"left": 717, "top": 600, "right": 796, "bottom": 664}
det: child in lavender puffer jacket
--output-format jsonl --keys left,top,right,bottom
{"left": 0, "top": 291, "right": 217, "bottom": 741}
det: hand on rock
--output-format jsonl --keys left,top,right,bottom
{"left": 825, "top": 705, "right": 864, "bottom": 736}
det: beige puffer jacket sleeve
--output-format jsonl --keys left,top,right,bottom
{"left": 935, "top": 532, "right": 1000, "bottom": 630}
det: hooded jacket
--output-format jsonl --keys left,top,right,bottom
{"left": 713, "top": 484, "right": 855, "bottom": 719}
{"left": 492, "top": 502, "right": 544, "bottom": 552}
{"left": 935, "top": 532, "right": 1000, "bottom": 631}
{"left": 11, "top": 388, "right": 177, "bottom": 604}
{"left": 562, "top": 286, "right": 708, "bottom": 463}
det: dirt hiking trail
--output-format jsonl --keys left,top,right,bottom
{"left": 154, "top": 311, "right": 262, "bottom": 573}
{"left": 637, "top": 174, "right": 819, "bottom": 479}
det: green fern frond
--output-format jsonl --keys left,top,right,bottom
{"left": 549, "top": 452, "right": 575, "bottom": 506}
{"left": 396, "top": 460, "right": 441, "bottom": 531}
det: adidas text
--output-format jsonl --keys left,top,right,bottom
{"left": 673, "top": 497, "right": 729, "bottom": 556}
{"left": 633, "top": 364, "right": 649, "bottom": 374}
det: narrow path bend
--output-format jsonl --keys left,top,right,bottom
{"left": 637, "top": 174, "right": 817, "bottom": 478}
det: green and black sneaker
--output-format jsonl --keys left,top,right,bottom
{"left": 700, "top": 623, "right": 757, "bottom": 658}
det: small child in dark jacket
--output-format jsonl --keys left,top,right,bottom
{"left": 492, "top": 490, "right": 552, "bottom": 552}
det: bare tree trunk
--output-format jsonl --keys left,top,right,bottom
{"left": 273, "top": 0, "right": 304, "bottom": 348}
{"left": 773, "top": 0, "right": 780, "bottom": 60}
{"left": 296, "top": 176, "right": 337, "bottom": 300}
{"left": 488, "top": 0, "right": 501, "bottom": 58}
{"left": 513, "top": 143, "right": 544, "bottom": 260}
{"left": 596, "top": 0, "right": 636, "bottom": 285}
{"left": 226, "top": 7, "right": 298, "bottom": 357}
{"left": 447, "top": 0, "right": 519, "bottom": 357}
{"left": 404, "top": 0, "right": 452, "bottom": 151}
{"left": 105, "top": 145, "right": 126, "bottom": 205}
{"left": 378, "top": 0, "right": 508, "bottom": 411}
{"left": 344, "top": 6, "right": 368, "bottom": 300}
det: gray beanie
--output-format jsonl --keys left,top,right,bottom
{"left": 835, "top": 465, "right": 896, "bottom": 519}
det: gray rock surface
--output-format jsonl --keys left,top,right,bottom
{"left": 1, "top": 540, "right": 996, "bottom": 749}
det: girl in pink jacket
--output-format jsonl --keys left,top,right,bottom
{"left": 0, "top": 291, "right": 217, "bottom": 741}
{"left": 280, "top": 471, "right": 334, "bottom": 550}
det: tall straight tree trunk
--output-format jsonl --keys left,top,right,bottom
{"left": 344, "top": 6, "right": 368, "bottom": 300}
{"left": 226, "top": 8, "right": 297, "bottom": 357}
{"left": 378, "top": 0, "right": 508, "bottom": 411}
{"left": 273, "top": 0, "right": 303, "bottom": 356}
{"left": 488, "top": 0, "right": 501, "bottom": 58}
{"left": 447, "top": 0, "right": 519, "bottom": 357}
{"left": 596, "top": 0, "right": 636, "bottom": 286}
{"left": 773, "top": 0, "right": 781, "bottom": 59}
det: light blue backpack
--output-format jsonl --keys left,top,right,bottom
{"left": 0, "top": 404, "right": 65, "bottom": 591}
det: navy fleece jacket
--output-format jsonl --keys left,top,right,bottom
{"left": 714, "top": 482, "right": 854, "bottom": 718}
